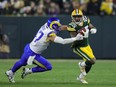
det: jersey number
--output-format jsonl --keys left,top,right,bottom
{"left": 34, "top": 31, "right": 44, "bottom": 42}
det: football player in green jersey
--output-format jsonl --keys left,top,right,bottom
{"left": 67, "top": 9, "right": 97, "bottom": 84}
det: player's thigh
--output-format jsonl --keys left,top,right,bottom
{"left": 73, "top": 45, "right": 95, "bottom": 61}
{"left": 80, "top": 45, "right": 95, "bottom": 60}
{"left": 73, "top": 48, "right": 83, "bottom": 58}
{"left": 33, "top": 55, "right": 52, "bottom": 69}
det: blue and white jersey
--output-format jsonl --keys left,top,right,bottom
{"left": 30, "top": 23, "right": 56, "bottom": 54}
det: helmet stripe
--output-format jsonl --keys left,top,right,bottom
{"left": 76, "top": 9, "right": 79, "bottom": 15}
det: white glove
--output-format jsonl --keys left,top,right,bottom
{"left": 90, "top": 28, "right": 97, "bottom": 34}
{"left": 75, "top": 33, "right": 83, "bottom": 40}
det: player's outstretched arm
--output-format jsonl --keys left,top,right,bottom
{"left": 60, "top": 25, "right": 68, "bottom": 31}
{"left": 48, "top": 33, "right": 83, "bottom": 45}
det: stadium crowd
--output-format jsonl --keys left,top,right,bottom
{"left": 0, "top": 0, "right": 115, "bottom": 16}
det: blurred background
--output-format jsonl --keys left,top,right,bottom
{"left": 0, "top": 0, "right": 116, "bottom": 59}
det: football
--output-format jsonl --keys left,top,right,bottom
{"left": 77, "top": 28, "right": 86, "bottom": 36}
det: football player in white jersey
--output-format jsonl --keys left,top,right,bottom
{"left": 5, "top": 17, "right": 85, "bottom": 83}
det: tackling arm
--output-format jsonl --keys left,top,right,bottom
{"left": 60, "top": 25, "right": 68, "bottom": 31}
{"left": 48, "top": 33, "right": 83, "bottom": 45}
{"left": 54, "top": 36, "right": 77, "bottom": 44}
{"left": 69, "top": 31, "right": 77, "bottom": 37}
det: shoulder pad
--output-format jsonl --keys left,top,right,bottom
{"left": 83, "top": 16, "right": 88, "bottom": 22}
{"left": 83, "top": 16, "right": 90, "bottom": 24}
{"left": 67, "top": 22, "right": 76, "bottom": 31}
{"left": 68, "top": 22, "right": 77, "bottom": 28}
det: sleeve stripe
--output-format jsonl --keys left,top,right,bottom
{"left": 67, "top": 27, "right": 76, "bottom": 31}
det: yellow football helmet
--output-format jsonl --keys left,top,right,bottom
{"left": 71, "top": 9, "right": 83, "bottom": 24}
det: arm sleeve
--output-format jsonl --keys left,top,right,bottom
{"left": 54, "top": 36, "right": 76, "bottom": 45}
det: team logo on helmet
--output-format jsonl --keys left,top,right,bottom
{"left": 47, "top": 17, "right": 61, "bottom": 32}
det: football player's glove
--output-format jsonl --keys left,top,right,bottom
{"left": 75, "top": 33, "right": 83, "bottom": 40}
{"left": 90, "top": 28, "right": 97, "bottom": 34}
{"left": 78, "top": 27, "right": 89, "bottom": 38}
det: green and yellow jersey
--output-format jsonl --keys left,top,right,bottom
{"left": 67, "top": 16, "right": 90, "bottom": 47}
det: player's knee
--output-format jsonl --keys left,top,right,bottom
{"left": 91, "top": 58, "right": 96, "bottom": 65}
{"left": 85, "top": 60, "right": 92, "bottom": 66}
{"left": 85, "top": 59, "right": 96, "bottom": 66}
{"left": 46, "top": 65, "right": 52, "bottom": 70}
{"left": 91, "top": 61, "right": 95, "bottom": 65}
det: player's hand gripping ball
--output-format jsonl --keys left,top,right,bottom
{"left": 77, "top": 28, "right": 86, "bottom": 36}
{"left": 77, "top": 28, "right": 89, "bottom": 38}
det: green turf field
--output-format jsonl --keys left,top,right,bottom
{"left": 0, "top": 59, "right": 116, "bottom": 87}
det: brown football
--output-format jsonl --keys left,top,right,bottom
{"left": 77, "top": 28, "right": 86, "bottom": 36}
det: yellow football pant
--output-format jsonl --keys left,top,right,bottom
{"left": 73, "top": 45, "right": 95, "bottom": 61}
